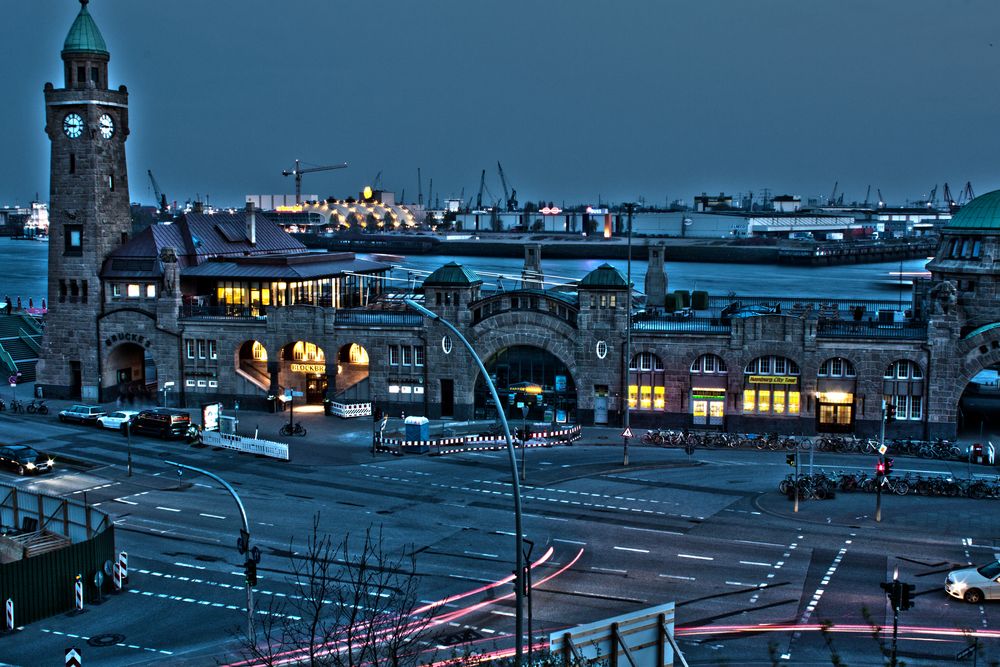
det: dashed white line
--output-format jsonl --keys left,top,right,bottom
{"left": 659, "top": 574, "right": 695, "bottom": 581}
{"left": 740, "top": 560, "right": 772, "bottom": 567}
{"left": 155, "top": 506, "right": 181, "bottom": 512}
{"left": 199, "top": 513, "right": 226, "bottom": 519}
{"left": 463, "top": 551, "right": 498, "bottom": 559}
{"left": 114, "top": 498, "right": 138, "bottom": 505}
{"left": 677, "top": 553, "right": 713, "bottom": 561}
{"left": 614, "top": 546, "right": 650, "bottom": 554}
{"left": 591, "top": 566, "right": 628, "bottom": 574}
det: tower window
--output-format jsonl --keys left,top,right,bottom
{"left": 108, "top": 175, "right": 115, "bottom": 191}
{"left": 81, "top": 280, "right": 88, "bottom": 304}
{"left": 69, "top": 154, "right": 76, "bottom": 174}
{"left": 59, "top": 280, "right": 67, "bottom": 303}
{"left": 76, "top": 66, "right": 85, "bottom": 85}
{"left": 64, "top": 225, "right": 82, "bottom": 255}
{"left": 90, "top": 67, "right": 99, "bottom": 86}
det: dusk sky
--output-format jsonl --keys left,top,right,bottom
{"left": 3, "top": 0, "right": 1000, "bottom": 209}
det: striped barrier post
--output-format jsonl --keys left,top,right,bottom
{"left": 65, "top": 647, "right": 82, "bottom": 667}
{"left": 5, "top": 598, "right": 12, "bottom": 631}
{"left": 112, "top": 562, "right": 122, "bottom": 591}
{"left": 118, "top": 552, "right": 128, "bottom": 587}
{"left": 74, "top": 575, "right": 83, "bottom": 612}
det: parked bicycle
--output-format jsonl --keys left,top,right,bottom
{"left": 10, "top": 400, "right": 23, "bottom": 414}
{"left": 26, "top": 399, "right": 48, "bottom": 415}
{"left": 279, "top": 422, "right": 307, "bottom": 437}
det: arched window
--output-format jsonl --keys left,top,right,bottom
{"left": 743, "top": 356, "right": 800, "bottom": 415}
{"left": 691, "top": 354, "right": 727, "bottom": 374}
{"left": 251, "top": 341, "right": 268, "bottom": 361}
{"left": 291, "top": 341, "right": 325, "bottom": 362}
{"left": 883, "top": 360, "right": 924, "bottom": 421}
{"left": 818, "top": 357, "right": 856, "bottom": 377}
{"left": 629, "top": 352, "right": 665, "bottom": 410}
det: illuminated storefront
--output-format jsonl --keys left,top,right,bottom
{"left": 816, "top": 357, "right": 856, "bottom": 432}
{"left": 690, "top": 354, "right": 727, "bottom": 426}
{"left": 742, "top": 356, "right": 801, "bottom": 416}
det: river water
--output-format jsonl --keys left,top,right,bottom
{"left": 0, "top": 236, "right": 932, "bottom": 304}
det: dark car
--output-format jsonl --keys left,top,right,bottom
{"left": 0, "top": 445, "right": 54, "bottom": 476}
{"left": 130, "top": 408, "right": 192, "bottom": 439}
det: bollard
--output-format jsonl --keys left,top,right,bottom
{"left": 112, "top": 562, "right": 122, "bottom": 591}
{"left": 118, "top": 551, "right": 128, "bottom": 587}
{"left": 65, "top": 647, "right": 82, "bottom": 667}
{"left": 5, "top": 598, "right": 12, "bottom": 632}
{"left": 74, "top": 575, "right": 83, "bottom": 612}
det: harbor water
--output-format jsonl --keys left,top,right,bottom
{"left": 0, "top": 236, "right": 931, "bottom": 305}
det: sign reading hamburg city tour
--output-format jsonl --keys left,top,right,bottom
{"left": 290, "top": 363, "right": 325, "bottom": 374}
{"left": 749, "top": 375, "right": 797, "bottom": 385}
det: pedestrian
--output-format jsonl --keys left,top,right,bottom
{"left": 3, "top": 297, "right": 10, "bottom": 316}
{"left": 28, "top": 297, "right": 32, "bottom": 311}
{"left": 41, "top": 298, "right": 46, "bottom": 311}
{"left": 15, "top": 297, "right": 21, "bottom": 311}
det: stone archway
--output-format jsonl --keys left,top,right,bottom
{"left": 474, "top": 345, "right": 578, "bottom": 424}
{"left": 104, "top": 342, "right": 156, "bottom": 405}
{"left": 235, "top": 340, "right": 270, "bottom": 394}
{"left": 278, "top": 340, "right": 328, "bottom": 404}
{"left": 333, "top": 343, "right": 370, "bottom": 402}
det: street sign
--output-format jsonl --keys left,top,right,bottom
{"left": 621, "top": 426, "right": 633, "bottom": 439}
{"left": 878, "top": 444, "right": 888, "bottom": 455}
{"left": 65, "top": 648, "right": 82, "bottom": 667}
{"left": 6, "top": 375, "right": 15, "bottom": 385}
{"left": 237, "top": 529, "right": 249, "bottom": 555}
{"left": 957, "top": 643, "right": 977, "bottom": 660}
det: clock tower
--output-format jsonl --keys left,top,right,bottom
{"left": 37, "top": 0, "right": 132, "bottom": 399}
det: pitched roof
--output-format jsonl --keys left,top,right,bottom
{"left": 181, "top": 254, "right": 389, "bottom": 280}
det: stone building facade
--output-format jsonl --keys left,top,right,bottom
{"left": 36, "top": 2, "right": 1000, "bottom": 442}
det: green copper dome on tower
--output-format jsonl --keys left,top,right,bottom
{"left": 579, "top": 263, "right": 627, "bottom": 288}
{"left": 62, "top": 0, "right": 108, "bottom": 56}
{"left": 946, "top": 189, "right": 1000, "bottom": 232}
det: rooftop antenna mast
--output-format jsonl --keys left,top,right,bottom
{"left": 417, "top": 168, "right": 423, "bottom": 207}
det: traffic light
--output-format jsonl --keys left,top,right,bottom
{"left": 876, "top": 460, "right": 886, "bottom": 476}
{"left": 786, "top": 453, "right": 796, "bottom": 467}
{"left": 880, "top": 581, "right": 902, "bottom": 609}
{"left": 900, "top": 583, "right": 916, "bottom": 610}
{"left": 885, "top": 402, "right": 897, "bottom": 423}
{"left": 245, "top": 559, "right": 257, "bottom": 587}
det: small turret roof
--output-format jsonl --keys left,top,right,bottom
{"left": 579, "top": 263, "right": 627, "bottom": 288}
{"left": 423, "top": 262, "right": 482, "bottom": 287}
{"left": 946, "top": 189, "right": 1000, "bottom": 232}
{"left": 63, "top": 1, "right": 108, "bottom": 56}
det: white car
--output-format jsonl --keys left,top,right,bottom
{"left": 97, "top": 410, "right": 139, "bottom": 431}
{"left": 945, "top": 560, "right": 1000, "bottom": 603}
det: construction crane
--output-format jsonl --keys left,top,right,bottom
{"left": 497, "top": 162, "right": 518, "bottom": 212}
{"left": 827, "top": 181, "right": 839, "bottom": 207}
{"left": 476, "top": 169, "right": 486, "bottom": 210}
{"left": 427, "top": 178, "right": 433, "bottom": 211}
{"left": 281, "top": 159, "right": 348, "bottom": 204}
{"left": 417, "top": 168, "right": 423, "bottom": 207}
{"left": 877, "top": 188, "right": 885, "bottom": 208}
{"left": 926, "top": 184, "right": 938, "bottom": 208}
{"left": 863, "top": 185, "right": 871, "bottom": 208}
{"left": 147, "top": 170, "right": 168, "bottom": 212}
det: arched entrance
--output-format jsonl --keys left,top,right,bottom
{"left": 106, "top": 343, "right": 156, "bottom": 403}
{"left": 236, "top": 340, "right": 270, "bottom": 393}
{"left": 959, "top": 364, "right": 1000, "bottom": 434}
{"left": 335, "top": 343, "right": 370, "bottom": 401}
{"left": 279, "top": 340, "right": 327, "bottom": 404}
{"left": 474, "top": 346, "right": 577, "bottom": 424}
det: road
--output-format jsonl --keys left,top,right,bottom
{"left": 0, "top": 410, "right": 996, "bottom": 666}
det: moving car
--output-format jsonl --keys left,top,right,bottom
{"left": 58, "top": 404, "right": 107, "bottom": 425}
{"left": 130, "top": 408, "right": 192, "bottom": 439}
{"left": 97, "top": 410, "right": 139, "bottom": 430}
{"left": 0, "top": 445, "right": 54, "bottom": 476}
{"left": 945, "top": 560, "right": 1000, "bottom": 603}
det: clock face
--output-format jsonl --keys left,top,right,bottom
{"left": 63, "top": 113, "right": 84, "bottom": 139}
{"left": 98, "top": 114, "right": 114, "bottom": 139}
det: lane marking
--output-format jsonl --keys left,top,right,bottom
{"left": 200, "top": 513, "right": 226, "bottom": 519}
{"left": 614, "top": 546, "right": 650, "bottom": 554}
{"left": 659, "top": 574, "right": 695, "bottom": 581}
{"left": 156, "top": 506, "right": 181, "bottom": 512}
{"left": 677, "top": 554, "right": 713, "bottom": 561}
{"left": 41, "top": 628, "right": 173, "bottom": 656}
{"left": 740, "top": 561, "right": 772, "bottom": 567}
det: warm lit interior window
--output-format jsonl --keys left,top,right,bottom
{"left": 743, "top": 389, "right": 755, "bottom": 412}
{"left": 788, "top": 391, "right": 800, "bottom": 414}
{"left": 640, "top": 386, "right": 652, "bottom": 410}
{"left": 628, "top": 385, "right": 638, "bottom": 409}
{"left": 758, "top": 390, "right": 770, "bottom": 413}
{"left": 127, "top": 284, "right": 140, "bottom": 298}
{"left": 146, "top": 284, "right": 156, "bottom": 298}
{"left": 252, "top": 341, "right": 268, "bottom": 361}
{"left": 773, "top": 391, "right": 785, "bottom": 414}
{"left": 349, "top": 343, "right": 368, "bottom": 364}
{"left": 653, "top": 386, "right": 665, "bottom": 409}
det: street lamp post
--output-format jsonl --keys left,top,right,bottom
{"left": 164, "top": 461, "right": 255, "bottom": 641}
{"left": 623, "top": 203, "right": 635, "bottom": 466}
{"left": 404, "top": 298, "right": 526, "bottom": 664}
{"left": 125, "top": 420, "right": 133, "bottom": 477}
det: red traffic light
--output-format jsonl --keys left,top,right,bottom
{"left": 876, "top": 461, "right": 886, "bottom": 475}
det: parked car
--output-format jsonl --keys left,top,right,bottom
{"left": 58, "top": 404, "right": 107, "bottom": 425}
{"left": 97, "top": 410, "right": 139, "bottom": 431}
{"left": 946, "top": 560, "right": 1000, "bottom": 603}
{"left": 130, "top": 408, "right": 192, "bottom": 439}
{"left": 0, "top": 444, "right": 54, "bottom": 476}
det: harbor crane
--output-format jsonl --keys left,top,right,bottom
{"left": 877, "top": 188, "right": 885, "bottom": 208}
{"left": 497, "top": 161, "right": 518, "bottom": 211}
{"left": 827, "top": 181, "right": 844, "bottom": 207}
{"left": 147, "top": 169, "right": 168, "bottom": 212}
{"left": 281, "top": 159, "right": 348, "bottom": 204}
{"left": 959, "top": 181, "right": 976, "bottom": 205}
{"left": 926, "top": 184, "right": 938, "bottom": 208}
{"left": 863, "top": 185, "right": 871, "bottom": 208}
{"left": 476, "top": 169, "right": 486, "bottom": 210}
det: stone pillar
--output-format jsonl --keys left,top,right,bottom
{"left": 521, "top": 244, "right": 543, "bottom": 290}
{"left": 644, "top": 243, "right": 667, "bottom": 309}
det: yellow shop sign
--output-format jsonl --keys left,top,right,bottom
{"left": 749, "top": 375, "right": 797, "bottom": 385}
{"left": 290, "top": 363, "right": 326, "bottom": 374}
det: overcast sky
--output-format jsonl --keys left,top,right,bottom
{"left": 3, "top": 0, "right": 1000, "bottom": 209}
